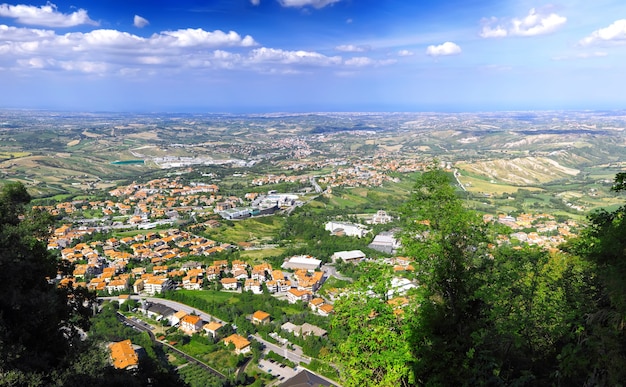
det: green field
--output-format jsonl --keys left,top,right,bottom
{"left": 207, "top": 216, "right": 284, "bottom": 243}
{"left": 240, "top": 247, "right": 287, "bottom": 261}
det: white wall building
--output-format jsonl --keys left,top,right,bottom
{"left": 324, "top": 221, "right": 370, "bottom": 238}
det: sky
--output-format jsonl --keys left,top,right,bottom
{"left": 1, "top": 0, "right": 626, "bottom": 112}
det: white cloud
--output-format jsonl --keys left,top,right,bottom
{"left": 156, "top": 29, "right": 257, "bottom": 48}
{"left": 250, "top": 0, "right": 260, "bottom": 5}
{"left": 133, "top": 15, "right": 149, "bottom": 28}
{"left": 426, "top": 41, "right": 461, "bottom": 57}
{"left": 335, "top": 44, "right": 369, "bottom": 52}
{"left": 344, "top": 57, "right": 373, "bottom": 67}
{"left": 249, "top": 47, "right": 341, "bottom": 66}
{"left": 0, "top": 24, "right": 259, "bottom": 74}
{"left": 480, "top": 26, "right": 507, "bottom": 38}
{"left": 552, "top": 51, "right": 608, "bottom": 60}
{"left": 580, "top": 19, "right": 626, "bottom": 46}
{"left": 0, "top": 2, "right": 98, "bottom": 27}
{"left": 0, "top": 23, "right": 401, "bottom": 76}
{"left": 278, "top": 0, "right": 341, "bottom": 9}
{"left": 510, "top": 8, "right": 566, "bottom": 36}
{"left": 344, "top": 56, "right": 396, "bottom": 67}
{"left": 480, "top": 8, "right": 566, "bottom": 38}
{"left": 397, "top": 49, "right": 414, "bottom": 57}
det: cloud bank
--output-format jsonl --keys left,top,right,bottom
{"left": 481, "top": 8, "right": 566, "bottom": 38}
{"left": 580, "top": 19, "right": 626, "bottom": 46}
{"left": 0, "top": 2, "right": 97, "bottom": 27}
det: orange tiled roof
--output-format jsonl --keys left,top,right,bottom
{"left": 109, "top": 339, "right": 139, "bottom": 369}
{"left": 223, "top": 334, "right": 250, "bottom": 350}
{"left": 252, "top": 310, "right": 270, "bottom": 322}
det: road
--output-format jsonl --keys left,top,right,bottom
{"left": 321, "top": 264, "right": 353, "bottom": 282}
{"left": 102, "top": 295, "right": 227, "bottom": 325}
{"left": 252, "top": 334, "right": 311, "bottom": 365}
{"left": 310, "top": 176, "right": 323, "bottom": 193}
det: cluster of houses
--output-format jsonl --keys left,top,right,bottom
{"left": 483, "top": 213, "right": 579, "bottom": 248}
{"left": 53, "top": 222, "right": 336, "bottom": 316}
{"left": 266, "top": 155, "right": 428, "bottom": 188}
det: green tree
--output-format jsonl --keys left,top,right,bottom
{"left": 476, "top": 246, "right": 588, "bottom": 384}
{"left": 0, "top": 182, "right": 93, "bottom": 380}
{"left": 328, "top": 262, "right": 412, "bottom": 386}
{"left": 400, "top": 167, "right": 492, "bottom": 385}
{"left": 557, "top": 172, "right": 626, "bottom": 385}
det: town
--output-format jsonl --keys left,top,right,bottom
{"left": 36, "top": 171, "right": 585, "bottom": 386}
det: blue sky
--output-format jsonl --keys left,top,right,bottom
{"left": 0, "top": 0, "right": 625, "bottom": 112}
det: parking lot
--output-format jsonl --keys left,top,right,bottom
{"left": 258, "top": 358, "right": 299, "bottom": 384}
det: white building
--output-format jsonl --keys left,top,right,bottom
{"left": 368, "top": 232, "right": 401, "bottom": 254}
{"left": 281, "top": 255, "right": 322, "bottom": 271}
{"left": 370, "top": 210, "right": 393, "bottom": 224}
{"left": 324, "top": 221, "right": 370, "bottom": 238}
{"left": 331, "top": 250, "right": 366, "bottom": 263}
{"left": 143, "top": 277, "right": 174, "bottom": 295}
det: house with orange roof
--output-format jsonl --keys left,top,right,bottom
{"left": 170, "top": 310, "right": 188, "bottom": 326}
{"left": 183, "top": 275, "right": 202, "bottom": 290}
{"left": 180, "top": 314, "right": 204, "bottom": 335}
{"left": 206, "top": 266, "right": 221, "bottom": 280}
{"left": 287, "top": 288, "right": 312, "bottom": 304}
{"left": 244, "top": 279, "right": 262, "bottom": 294}
{"left": 221, "top": 277, "right": 239, "bottom": 290}
{"left": 318, "top": 304, "right": 334, "bottom": 316}
{"left": 144, "top": 277, "right": 174, "bottom": 295}
{"left": 232, "top": 268, "right": 248, "bottom": 280}
{"left": 153, "top": 265, "right": 169, "bottom": 275}
{"left": 223, "top": 334, "right": 251, "bottom": 354}
{"left": 203, "top": 321, "right": 223, "bottom": 338}
{"left": 109, "top": 339, "right": 139, "bottom": 370}
{"left": 309, "top": 297, "right": 325, "bottom": 312}
{"left": 106, "top": 278, "right": 129, "bottom": 294}
{"left": 252, "top": 310, "right": 271, "bottom": 325}
{"left": 271, "top": 270, "right": 285, "bottom": 281}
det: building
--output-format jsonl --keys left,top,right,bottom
{"left": 281, "top": 255, "right": 322, "bottom": 271}
{"left": 279, "top": 369, "right": 337, "bottom": 387}
{"left": 180, "top": 314, "right": 204, "bottom": 334}
{"left": 203, "top": 321, "right": 223, "bottom": 338}
{"left": 370, "top": 210, "right": 393, "bottom": 224}
{"left": 223, "top": 334, "right": 251, "bottom": 354}
{"left": 221, "top": 277, "right": 239, "bottom": 290}
{"left": 143, "top": 276, "right": 174, "bottom": 295}
{"left": 145, "top": 302, "right": 176, "bottom": 323}
{"left": 318, "top": 304, "right": 334, "bottom": 316}
{"left": 368, "top": 232, "right": 401, "bottom": 254}
{"left": 244, "top": 279, "right": 263, "bottom": 294}
{"left": 281, "top": 322, "right": 327, "bottom": 337}
{"left": 324, "top": 221, "right": 369, "bottom": 238}
{"left": 287, "top": 288, "right": 312, "bottom": 304}
{"left": 109, "top": 339, "right": 140, "bottom": 370}
{"left": 331, "top": 250, "right": 366, "bottom": 263}
{"left": 252, "top": 310, "right": 270, "bottom": 325}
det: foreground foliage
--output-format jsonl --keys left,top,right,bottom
{"left": 330, "top": 168, "right": 626, "bottom": 386}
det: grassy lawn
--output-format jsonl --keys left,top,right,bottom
{"left": 240, "top": 247, "right": 287, "bottom": 261}
{"left": 211, "top": 216, "right": 284, "bottom": 243}
{"left": 176, "top": 289, "right": 241, "bottom": 304}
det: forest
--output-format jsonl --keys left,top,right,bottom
{"left": 0, "top": 169, "right": 625, "bottom": 386}
{"left": 327, "top": 169, "right": 626, "bottom": 386}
